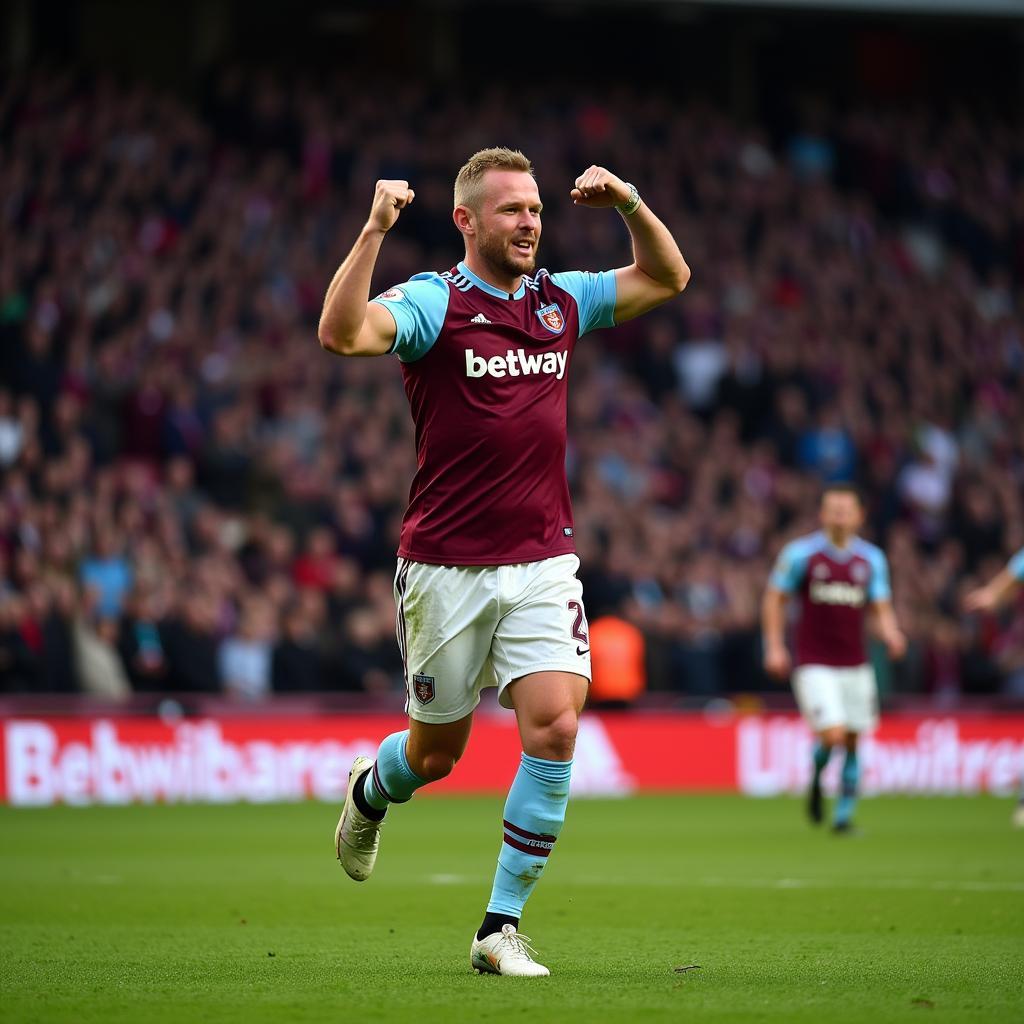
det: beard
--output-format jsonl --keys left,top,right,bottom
{"left": 476, "top": 226, "right": 537, "bottom": 281}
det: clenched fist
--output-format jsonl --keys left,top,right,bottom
{"left": 368, "top": 179, "right": 415, "bottom": 233}
{"left": 570, "top": 165, "right": 631, "bottom": 209}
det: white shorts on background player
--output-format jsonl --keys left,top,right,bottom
{"left": 394, "top": 553, "right": 591, "bottom": 724}
{"left": 792, "top": 664, "right": 878, "bottom": 734}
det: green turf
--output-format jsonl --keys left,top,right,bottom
{"left": 1, "top": 795, "right": 1022, "bottom": 1023}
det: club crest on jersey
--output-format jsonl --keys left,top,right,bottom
{"left": 413, "top": 673, "right": 435, "bottom": 704}
{"left": 852, "top": 562, "right": 868, "bottom": 583}
{"left": 536, "top": 303, "right": 565, "bottom": 334}
{"left": 376, "top": 287, "right": 405, "bottom": 302}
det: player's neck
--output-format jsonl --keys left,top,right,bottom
{"left": 462, "top": 254, "right": 523, "bottom": 297}
{"left": 824, "top": 529, "right": 853, "bottom": 550}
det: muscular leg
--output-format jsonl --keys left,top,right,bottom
{"left": 510, "top": 671, "right": 589, "bottom": 760}
{"left": 477, "top": 671, "right": 588, "bottom": 939}
{"left": 359, "top": 712, "right": 474, "bottom": 815}
{"left": 818, "top": 725, "right": 846, "bottom": 750}
{"left": 407, "top": 714, "right": 475, "bottom": 780}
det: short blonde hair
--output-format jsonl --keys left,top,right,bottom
{"left": 454, "top": 147, "right": 534, "bottom": 211}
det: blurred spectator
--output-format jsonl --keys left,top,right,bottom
{"left": 674, "top": 553, "right": 730, "bottom": 697}
{"left": 798, "top": 409, "right": 857, "bottom": 483}
{"left": 79, "top": 528, "right": 133, "bottom": 620}
{"left": 37, "top": 577, "right": 77, "bottom": 693}
{"left": 0, "top": 594, "right": 36, "bottom": 691}
{"left": 118, "top": 586, "right": 169, "bottom": 690}
{"left": 0, "top": 68, "right": 1021, "bottom": 705}
{"left": 921, "top": 616, "right": 964, "bottom": 708}
{"left": 161, "top": 588, "right": 220, "bottom": 692}
{"left": 0, "top": 391, "right": 25, "bottom": 467}
{"left": 272, "top": 597, "right": 324, "bottom": 692}
{"left": 291, "top": 526, "right": 338, "bottom": 592}
{"left": 74, "top": 615, "right": 132, "bottom": 699}
{"left": 588, "top": 614, "right": 647, "bottom": 707}
{"left": 335, "top": 607, "right": 402, "bottom": 694}
{"left": 219, "top": 595, "right": 277, "bottom": 700}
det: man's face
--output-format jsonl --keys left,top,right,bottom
{"left": 820, "top": 492, "right": 864, "bottom": 538}
{"left": 468, "top": 170, "right": 542, "bottom": 280}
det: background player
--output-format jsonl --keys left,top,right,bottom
{"left": 762, "top": 484, "right": 906, "bottom": 832}
{"left": 318, "top": 148, "right": 688, "bottom": 975}
{"left": 965, "top": 548, "right": 1024, "bottom": 826}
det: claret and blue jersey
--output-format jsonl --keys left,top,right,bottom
{"left": 375, "top": 261, "right": 616, "bottom": 362}
{"left": 769, "top": 530, "right": 892, "bottom": 668}
{"left": 371, "top": 261, "right": 616, "bottom": 566}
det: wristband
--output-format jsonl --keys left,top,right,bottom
{"left": 615, "top": 183, "right": 642, "bottom": 216}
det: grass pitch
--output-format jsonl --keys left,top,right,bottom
{"left": 1, "top": 794, "right": 1022, "bottom": 1023}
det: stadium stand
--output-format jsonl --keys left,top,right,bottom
{"left": 1, "top": 66, "right": 1022, "bottom": 704}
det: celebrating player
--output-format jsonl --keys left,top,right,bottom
{"left": 762, "top": 484, "right": 906, "bottom": 833}
{"left": 964, "top": 547, "right": 1024, "bottom": 826}
{"left": 318, "top": 148, "right": 689, "bottom": 975}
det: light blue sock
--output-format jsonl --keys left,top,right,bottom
{"left": 835, "top": 750, "right": 859, "bottom": 824}
{"left": 363, "top": 730, "right": 426, "bottom": 810}
{"left": 486, "top": 753, "right": 573, "bottom": 917}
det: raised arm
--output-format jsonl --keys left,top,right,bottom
{"left": 570, "top": 165, "right": 690, "bottom": 323}
{"left": 318, "top": 179, "right": 415, "bottom": 357}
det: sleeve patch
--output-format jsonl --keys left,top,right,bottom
{"left": 370, "top": 273, "right": 449, "bottom": 362}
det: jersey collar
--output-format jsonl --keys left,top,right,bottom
{"left": 457, "top": 261, "right": 527, "bottom": 301}
{"left": 818, "top": 530, "right": 859, "bottom": 562}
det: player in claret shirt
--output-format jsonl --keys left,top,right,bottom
{"left": 318, "top": 148, "right": 689, "bottom": 975}
{"left": 762, "top": 484, "right": 906, "bottom": 833}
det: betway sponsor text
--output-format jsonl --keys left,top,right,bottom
{"left": 465, "top": 348, "right": 567, "bottom": 380}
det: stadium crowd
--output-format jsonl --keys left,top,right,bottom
{"left": 1, "top": 68, "right": 1023, "bottom": 703}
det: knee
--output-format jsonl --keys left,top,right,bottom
{"left": 527, "top": 708, "right": 579, "bottom": 761}
{"left": 822, "top": 727, "right": 845, "bottom": 749}
{"left": 413, "top": 750, "right": 457, "bottom": 782}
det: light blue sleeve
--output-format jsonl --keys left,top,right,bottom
{"left": 550, "top": 269, "right": 617, "bottom": 336}
{"left": 370, "top": 272, "right": 450, "bottom": 362}
{"left": 1008, "top": 548, "right": 1024, "bottom": 582}
{"left": 863, "top": 544, "right": 892, "bottom": 602}
{"left": 769, "top": 539, "right": 813, "bottom": 593}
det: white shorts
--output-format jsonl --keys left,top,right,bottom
{"left": 393, "top": 553, "right": 592, "bottom": 724}
{"left": 792, "top": 664, "right": 878, "bottom": 734}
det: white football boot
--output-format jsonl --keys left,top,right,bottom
{"left": 470, "top": 924, "right": 550, "bottom": 977}
{"left": 335, "top": 756, "right": 383, "bottom": 881}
